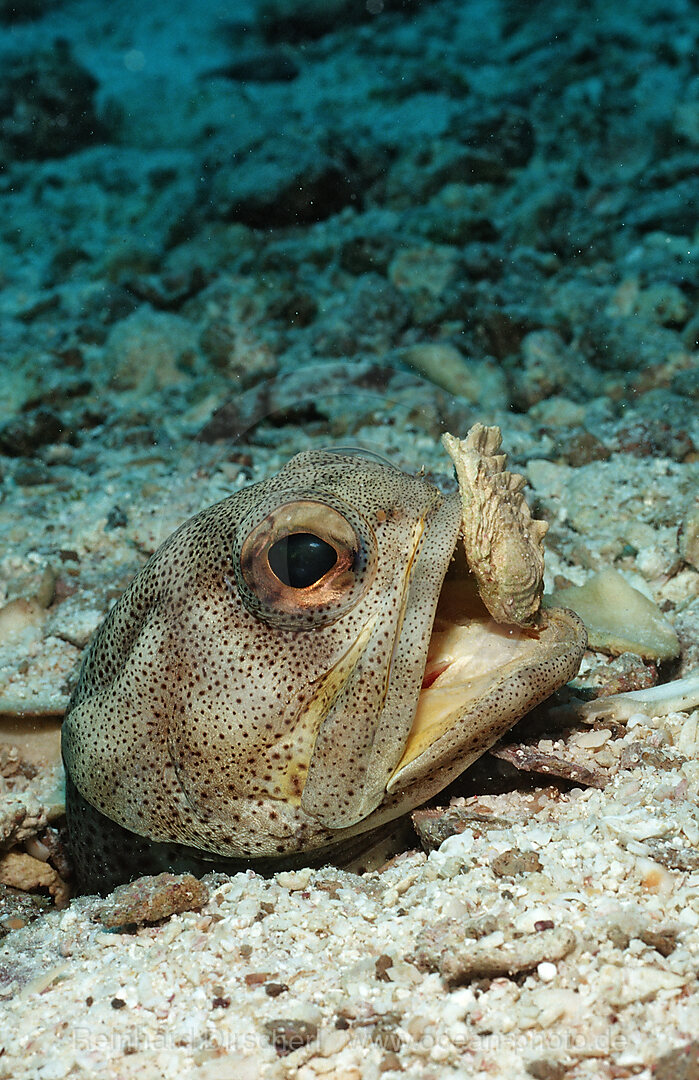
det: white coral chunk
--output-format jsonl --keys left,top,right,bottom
{"left": 442, "top": 425, "right": 548, "bottom": 626}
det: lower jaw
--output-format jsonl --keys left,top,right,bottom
{"left": 391, "top": 570, "right": 535, "bottom": 776}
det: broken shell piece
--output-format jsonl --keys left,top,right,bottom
{"left": 0, "top": 598, "right": 46, "bottom": 643}
{"left": 442, "top": 425, "right": 547, "bottom": 626}
{"left": 547, "top": 568, "right": 679, "bottom": 661}
{"left": 558, "top": 669, "right": 699, "bottom": 724}
{"left": 490, "top": 742, "right": 606, "bottom": 789}
{"left": 0, "top": 566, "right": 57, "bottom": 643}
{"left": 0, "top": 703, "right": 64, "bottom": 769}
{"left": 399, "top": 343, "right": 473, "bottom": 397}
{"left": 0, "top": 850, "right": 69, "bottom": 909}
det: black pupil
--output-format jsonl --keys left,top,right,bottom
{"left": 267, "top": 533, "right": 338, "bottom": 589}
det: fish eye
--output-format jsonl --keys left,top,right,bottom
{"left": 235, "top": 497, "right": 377, "bottom": 629}
{"left": 267, "top": 532, "right": 338, "bottom": 589}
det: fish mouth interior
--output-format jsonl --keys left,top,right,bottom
{"left": 392, "top": 544, "right": 541, "bottom": 777}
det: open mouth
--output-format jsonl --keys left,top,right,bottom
{"left": 387, "top": 542, "right": 582, "bottom": 790}
{"left": 383, "top": 423, "right": 590, "bottom": 794}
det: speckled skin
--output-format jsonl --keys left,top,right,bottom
{"left": 62, "top": 447, "right": 586, "bottom": 893}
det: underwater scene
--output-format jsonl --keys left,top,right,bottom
{"left": 1, "top": 0, "right": 698, "bottom": 1075}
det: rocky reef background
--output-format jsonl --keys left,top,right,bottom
{"left": 0, "top": 0, "right": 698, "bottom": 1077}
{"left": 1, "top": 0, "right": 697, "bottom": 731}
{"left": 1, "top": 0, "right": 697, "bottom": 458}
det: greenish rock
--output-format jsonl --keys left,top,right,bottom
{"left": 546, "top": 568, "right": 680, "bottom": 662}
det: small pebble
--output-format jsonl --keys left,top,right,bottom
{"left": 264, "top": 1018, "right": 318, "bottom": 1056}
{"left": 96, "top": 873, "right": 209, "bottom": 927}
{"left": 627, "top": 712, "right": 652, "bottom": 729}
{"left": 572, "top": 728, "right": 611, "bottom": 749}
{"left": 276, "top": 868, "right": 312, "bottom": 891}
